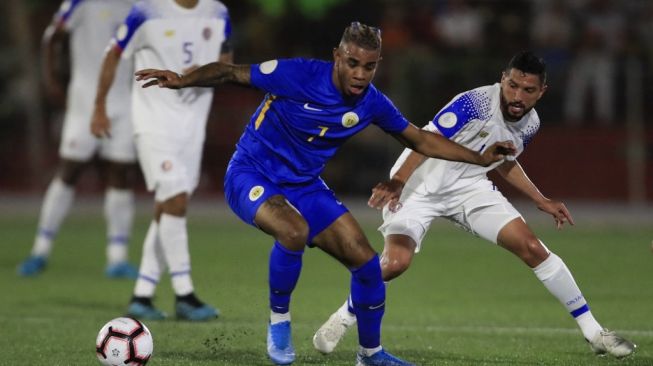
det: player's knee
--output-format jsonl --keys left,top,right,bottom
{"left": 381, "top": 252, "right": 412, "bottom": 281}
{"left": 276, "top": 220, "right": 309, "bottom": 249}
{"left": 520, "top": 236, "right": 548, "bottom": 266}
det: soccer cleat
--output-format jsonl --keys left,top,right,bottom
{"left": 313, "top": 311, "right": 354, "bottom": 354}
{"left": 105, "top": 262, "right": 139, "bottom": 279}
{"left": 127, "top": 302, "right": 167, "bottom": 320}
{"left": 175, "top": 300, "right": 219, "bottom": 321}
{"left": 356, "top": 349, "right": 415, "bottom": 366}
{"left": 588, "top": 329, "right": 636, "bottom": 358}
{"left": 267, "top": 321, "right": 295, "bottom": 365}
{"left": 17, "top": 256, "right": 47, "bottom": 277}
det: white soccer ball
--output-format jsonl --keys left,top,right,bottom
{"left": 95, "top": 317, "right": 153, "bottom": 365}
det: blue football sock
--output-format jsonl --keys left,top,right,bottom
{"left": 269, "top": 241, "right": 303, "bottom": 314}
{"left": 350, "top": 255, "right": 385, "bottom": 349}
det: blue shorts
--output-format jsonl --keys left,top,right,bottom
{"left": 224, "top": 156, "right": 349, "bottom": 244}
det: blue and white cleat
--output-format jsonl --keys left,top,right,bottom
{"left": 127, "top": 302, "right": 167, "bottom": 320}
{"left": 176, "top": 301, "right": 219, "bottom": 321}
{"left": 267, "top": 321, "right": 295, "bottom": 365}
{"left": 105, "top": 262, "right": 139, "bottom": 279}
{"left": 17, "top": 256, "right": 47, "bottom": 277}
{"left": 356, "top": 349, "right": 415, "bottom": 366}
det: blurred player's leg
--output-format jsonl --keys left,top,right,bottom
{"left": 128, "top": 220, "right": 167, "bottom": 320}
{"left": 18, "top": 160, "right": 84, "bottom": 276}
{"left": 104, "top": 187, "right": 137, "bottom": 278}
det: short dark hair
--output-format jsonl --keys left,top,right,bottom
{"left": 339, "top": 21, "right": 382, "bottom": 51}
{"left": 506, "top": 51, "right": 547, "bottom": 84}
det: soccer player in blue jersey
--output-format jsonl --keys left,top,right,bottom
{"left": 135, "top": 22, "right": 515, "bottom": 366}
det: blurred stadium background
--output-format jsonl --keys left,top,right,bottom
{"left": 1, "top": 1, "right": 652, "bottom": 365}
{"left": 1, "top": 0, "right": 652, "bottom": 205}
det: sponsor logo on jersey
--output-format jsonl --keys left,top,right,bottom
{"left": 116, "top": 24, "right": 128, "bottom": 41}
{"left": 259, "top": 60, "right": 278, "bottom": 74}
{"left": 164, "top": 30, "right": 175, "bottom": 38}
{"left": 479, "top": 130, "right": 488, "bottom": 138}
{"left": 202, "top": 27, "right": 212, "bottom": 40}
{"left": 161, "top": 160, "right": 173, "bottom": 172}
{"left": 437, "top": 111, "right": 457, "bottom": 128}
{"left": 341, "top": 112, "right": 359, "bottom": 128}
{"left": 248, "top": 185, "right": 265, "bottom": 201}
{"left": 303, "top": 103, "right": 323, "bottom": 112}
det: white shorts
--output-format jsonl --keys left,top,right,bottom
{"left": 59, "top": 107, "right": 136, "bottom": 163}
{"left": 378, "top": 181, "right": 522, "bottom": 252}
{"left": 135, "top": 133, "right": 204, "bottom": 202}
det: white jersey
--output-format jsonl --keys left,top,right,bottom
{"left": 56, "top": 0, "right": 134, "bottom": 119}
{"left": 114, "top": 0, "right": 231, "bottom": 142}
{"left": 393, "top": 83, "right": 540, "bottom": 197}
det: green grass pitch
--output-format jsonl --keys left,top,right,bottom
{"left": 1, "top": 205, "right": 652, "bottom": 365}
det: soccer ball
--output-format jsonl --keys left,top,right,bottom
{"left": 95, "top": 317, "right": 153, "bottom": 365}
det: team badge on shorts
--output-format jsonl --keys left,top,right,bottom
{"left": 202, "top": 27, "right": 212, "bottom": 40}
{"left": 341, "top": 112, "right": 359, "bottom": 128}
{"left": 161, "top": 160, "right": 173, "bottom": 172}
{"left": 249, "top": 185, "right": 265, "bottom": 201}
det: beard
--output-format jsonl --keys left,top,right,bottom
{"left": 500, "top": 92, "right": 531, "bottom": 122}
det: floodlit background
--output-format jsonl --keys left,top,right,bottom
{"left": 1, "top": 0, "right": 652, "bottom": 204}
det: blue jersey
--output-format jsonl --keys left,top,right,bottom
{"left": 233, "top": 58, "right": 409, "bottom": 184}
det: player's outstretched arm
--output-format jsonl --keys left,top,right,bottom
{"left": 135, "top": 62, "right": 251, "bottom": 89}
{"left": 368, "top": 151, "right": 426, "bottom": 210}
{"left": 395, "top": 123, "right": 516, "bottom": 166}
{"left": 495, "top": 160, "right": 575, "bottom": 229}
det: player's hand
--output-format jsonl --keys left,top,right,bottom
{"left": 91, "top": 107, "right": 111, "bottom": 138}
{"left": 537, "top": 198, "right": 575, "bottom": 230}
{"left": 480, "top": 141, "right": 516, "bottom": 166}
{"left": 135, "top": 69, "right": 184, "bottom": 89}
{"left": 368, "top": 178, "right": 405, "bottom": 212}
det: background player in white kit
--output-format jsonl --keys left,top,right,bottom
{"left": 18, "top": 0, "right": 139, "bottom": 279}
{"left": 91, "top": 0, "right": 232, "bottom": 321}
{"left": 313, "top": 51, "right": 636, "bottom": 358}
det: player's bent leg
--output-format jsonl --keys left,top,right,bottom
{"left": 497, "top": 218, "right": 636, "bottom": 358}
{"left": 313, "top": 234, "right": 417, "bottom": 354}
{"left": 255, "top": 196, "right": 310, "bottom": 365}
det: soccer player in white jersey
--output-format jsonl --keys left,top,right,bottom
{"left": 18, "top": 0, "right": 139, "bottom": 279}
{"left": 90, "top": 0, "right": 232, "bottom": 321}
{"left": 313, "top": 51, "right": 636, "bottom": 358}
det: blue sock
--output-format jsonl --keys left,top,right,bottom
{"left": 350, "top": 255, "right": 385, "bottom": 349}
{"left": 269, "top": 241, "right": 303, "bottom": 314}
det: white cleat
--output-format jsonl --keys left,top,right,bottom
{"left": 313, "top": 311, "right": 355, "bottom": 354}
{"left": 588, "top": 329, "right": 636, "bottom": 358}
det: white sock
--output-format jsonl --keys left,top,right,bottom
{"left": 270, "top": 311, "right": 291, "bottom": 324}
{"left": 32, "top": 178, "right": 75, "bottom": 257}
{"left": 159, "top": 213, "right": 194, "bottom": 296}
{"left": 533, "top": 252, "right": 602, "bottom": 340}
{"left": 133, "top": 221, "right": 165, "bottom": 298}
{"left": 104, "top": 188, "right": 134, "bottom": 265}
{"left": 359, "top": 346, "right": 383, "bottom": 357}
